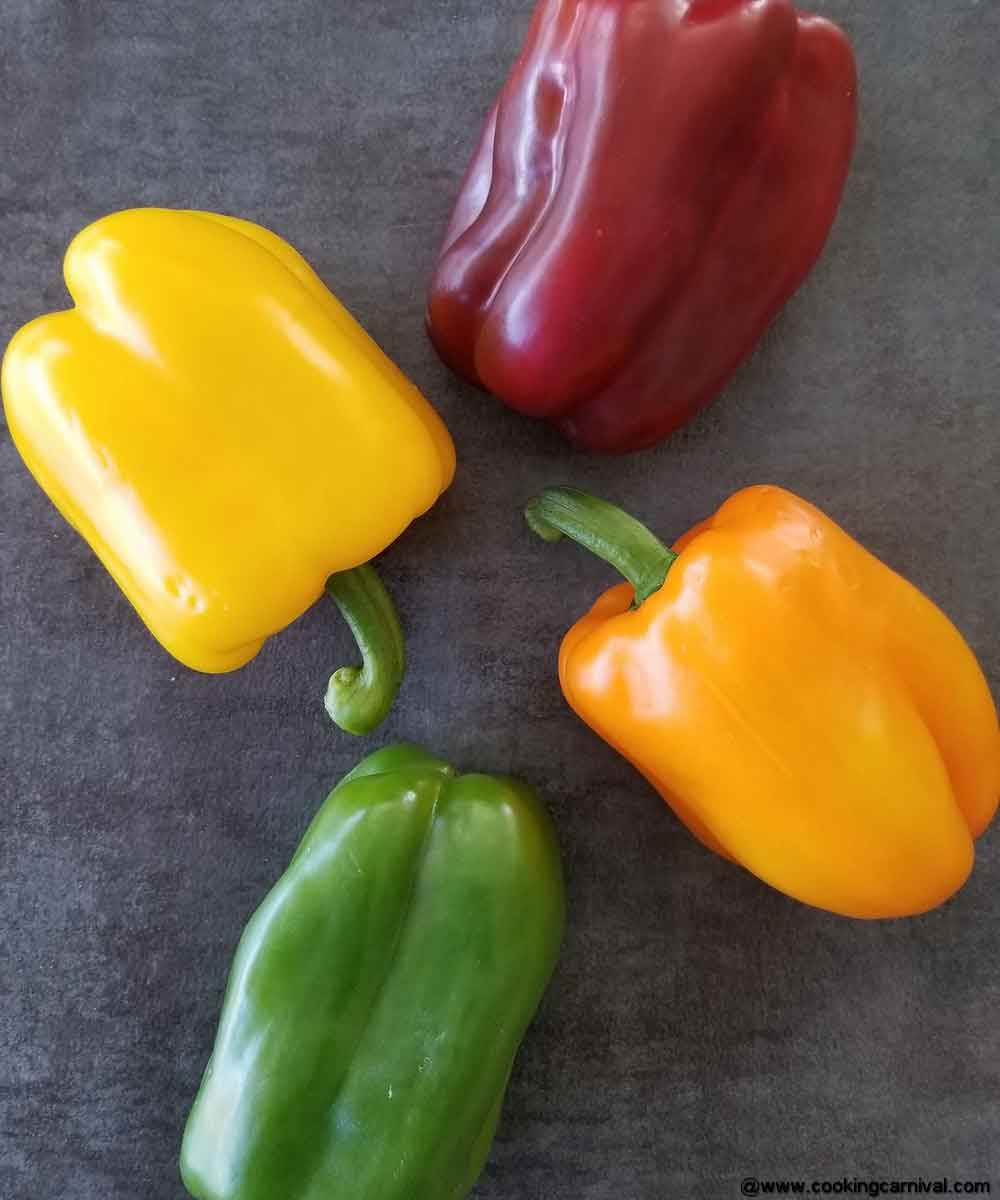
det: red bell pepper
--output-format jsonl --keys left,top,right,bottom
{"left": 427, "top": 0, "right": 857, "bottom": 453}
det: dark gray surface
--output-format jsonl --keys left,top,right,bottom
{"left": 1, "top": 2, "right": 998, "bottom": 1197}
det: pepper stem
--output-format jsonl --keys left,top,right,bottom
{"left": 524, "top": 487, "right": 677, "bottom": 607}
{"left": 324, "top": 564, "right": 405, "bottom": 735}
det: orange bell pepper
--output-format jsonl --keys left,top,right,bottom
{"left": 526, "top": 485, "right": 999, "bottom": 918}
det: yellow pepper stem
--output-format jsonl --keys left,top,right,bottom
{"left": 324, "top": 564, "right": 405, "bottom": 735}
{"left": 524, "top": 487, "right": 677, "bottom": 607}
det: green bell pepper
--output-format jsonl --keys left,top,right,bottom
{"left": 180, "top": 743, "right": 565, "bottom": 1200}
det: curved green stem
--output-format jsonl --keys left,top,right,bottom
{"left": 524, "top": 487, "right": 677, "bottom": 607}
{"left": 324, "top": 564, "right": 405, "bottom": 735}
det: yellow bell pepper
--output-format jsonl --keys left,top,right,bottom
{"left": 2, "top": 208, "right": 455, "bottom": 732}
{"left": 525, "top": 486, "right": 999, "bottom": 919}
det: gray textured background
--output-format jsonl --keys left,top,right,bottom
{"left": 1, "top": 2, "right": 998, "bottom": 1198}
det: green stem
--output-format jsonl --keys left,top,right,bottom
{"left": 324, "top": 564, "right": 405, "bottom": 735}
{"left": 524, "top": 487, "right": 677, "bottom": 607}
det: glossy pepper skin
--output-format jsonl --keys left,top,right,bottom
{"left": 428, "top": 0, "right": 857, "bottom": 452}
{"left": 526, "top": 487, "right": 999, "bottom": 918}
{"left": 181, "top": 744, "right": 564, "bottom": 1200}
{"left": 2, "top": 209, "right": 455, "bottom": 731}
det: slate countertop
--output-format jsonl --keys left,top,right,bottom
{"left": 2, "top": 3, "right": 997, "bottom": 1198}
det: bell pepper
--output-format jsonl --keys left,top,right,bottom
{"left": 525, "top": 486, "right": 999, "bottom": 918}
{"left": 180, "top": 743, "right": 565, "bottom": 1200}
{"left": 2, "top": 209, "right": 455, "bottom": 732}
{"left": 427, "top": 0, "right": 857, "bottom": 452}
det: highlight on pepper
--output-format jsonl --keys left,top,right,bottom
{"left": 525, "top": 485, "right": 1000, "bottom": 918}
{"left": 428, "top": 0, "right": 857, "bottom": 452}
{"left": 180, "top": 743, "right": 565, "bottom": 1200}
{"left": 1, "top": 208, "right": 456, "bottom": 734}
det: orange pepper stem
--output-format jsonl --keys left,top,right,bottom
{"left": 524, "top": 486, "right": 677, "bottom": 607}
{"left": 324, "top": 564, "right": 405, "bottom": 735}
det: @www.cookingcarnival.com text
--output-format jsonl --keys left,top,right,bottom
{"left": 739, "top": 1178, "right": 991, "bottom": 1196}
